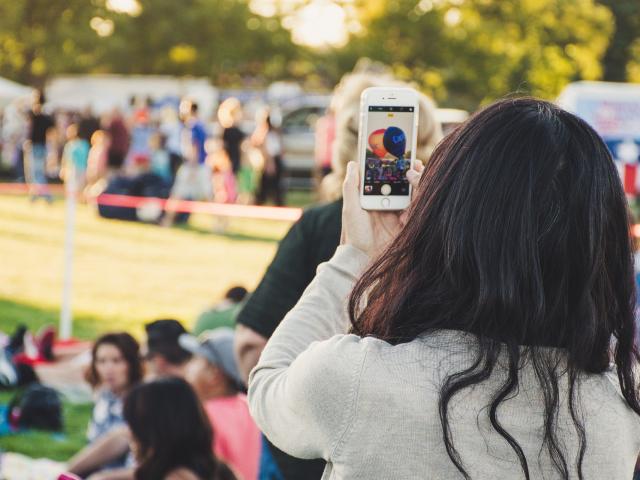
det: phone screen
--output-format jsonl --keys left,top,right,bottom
{"left": 362, "top": 105, "right": 415, "bottom": 196}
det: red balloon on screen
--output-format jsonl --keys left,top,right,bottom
{"left": 368, "top": 129, "right": 387, "bottom": 158}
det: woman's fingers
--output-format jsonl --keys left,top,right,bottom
{"left": 341, "top": 161, "right": 406, "bottom": 256}
{"left": 342, "top": 161, "right": 360, "bottom": 209}
{"left": 407, "top": 169, "right": 420, "bottom": 187}
{"left": 402, "top": 159, "right": 425, "bottom": 225}
{"left": 341, "top": 161, "right": 366, "bottom": 250}
{"left": 407, "top": 159, "right": 425, "bottom": 188}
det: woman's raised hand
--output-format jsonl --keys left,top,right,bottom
{"left": 340, "top": 160, "right": 424, "bottom": 258}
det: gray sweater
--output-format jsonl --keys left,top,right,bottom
{"left": 248, "top": 245, "right": 640, "bottom": 479}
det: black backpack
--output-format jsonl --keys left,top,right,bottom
{"left": 8, "top": 383, "right": 63, "bottom": 431}
{"left": 98, "top": 173, "right": 171, "bottom": 222}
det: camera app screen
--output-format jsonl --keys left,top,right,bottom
{"left": 363, "top": 106, "right": 414, "bottom": 196}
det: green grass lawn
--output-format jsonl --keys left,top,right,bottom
{"left": 0, "top": 193, "right": 304, "bottom": 338}
{"left": 0, "top": 390, "right": 92, "bottom": 462}
{"left": 0, "top": 191, "right": 311, "bottom": 462}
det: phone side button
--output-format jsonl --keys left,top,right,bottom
{"left": 381, "top": 198, "right": 390, "bottom": 208}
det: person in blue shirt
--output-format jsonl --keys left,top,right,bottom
{"left": 181, "top": 100, "right": 208, "bottom": 165}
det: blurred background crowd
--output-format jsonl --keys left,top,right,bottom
{"left": 0, "top": 0, "right": 639, "bottom": 216}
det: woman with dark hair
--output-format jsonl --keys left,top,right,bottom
{"left": 84, "top": 332, "right": 143, "bottom": 469}
{"left": 124, "top": 377, "right": 236, "bottom": 480}
{"left": 249, "top": 98, "right": 640, "bottom": 479}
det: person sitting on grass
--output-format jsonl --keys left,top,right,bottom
{"left": 68, "top": 328, "right": 251, "bottom": 480}
{"left": 144, "top": 319, "right": 192, "bottom": 378}
{"left": 124, "top": 377, "right": 237, "bottom": 480}
{"left": 193, "top": 287, "right": 248, "bottom": 336}
{"left": 68, "top": 320, "right": 192, "bottom": 480}
{"left": 179, "top": 328, "right": 261, "bottom": 480}
{"left": 84, "top": 333, "right": 143, "bottom": 471}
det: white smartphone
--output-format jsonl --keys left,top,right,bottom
{"left": 358, "top": 87, "right": 419, "bottom": 211}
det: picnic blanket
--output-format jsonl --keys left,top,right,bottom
{"left": 0, "top": 452, "right": 66, "bottom": 480}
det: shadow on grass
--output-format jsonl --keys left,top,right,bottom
{"left": 173, "top": 222, "right": 282, "bottom": 243}
{"left": 0, "top": 298, "right": 101, "bottom": 340}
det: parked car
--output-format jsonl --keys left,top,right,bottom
{"left": 280, "top": 95, "right": 331, "bottom": 176}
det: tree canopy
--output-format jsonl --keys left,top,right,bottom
{"left": 0, "top": 0, "right": 638, "bottom": 109}
{"left": 0, "top": 0, "right": 297, "bottom": 86}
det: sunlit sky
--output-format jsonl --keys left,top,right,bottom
{"left": 105, "top": 0, "right": 141, "bottom": 16}
{"left": 250, "top": 0, "right": 359, "bottom": 48}
{"left": 102, "top": 0, "right": 358, "bottom": 48}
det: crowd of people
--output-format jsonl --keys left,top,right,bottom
{"left": 3, "top": 65, "right": 640, "bottom": 480}
{"left": 0, "top": 91, "right": 287, "bottom": 223}
{"left": 63, "top": 320, "right": 259, "bottom": 480}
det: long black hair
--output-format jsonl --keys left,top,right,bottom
{"left": 124, "top": 377, "right": 230, "bottom": 480}
{"left": 349, "top": 97, "right": 639, "bottom": 479}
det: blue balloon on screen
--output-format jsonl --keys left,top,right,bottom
{"left": 383, "top": 126, "right": 406, "bottom": 159}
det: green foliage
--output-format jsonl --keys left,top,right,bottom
{"left": 100, "top": 0, "right": 298, "bottom": 85}
{"left": 0, "top": 0, "right": 298, "bottom": 86}
{"left": 0, "top": 0, "right": 100, "bottom": 86}
{"left": 346, "top": 0, "right": 614, "bottom": 109}
{"left": 596, "top": 0, "right": 640, "bottom": 81}
{"left": 629, "top": 38, "right": 640, "bottom": 83}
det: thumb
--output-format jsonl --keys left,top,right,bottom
{"left": 407, "top": 169, "right": 421, "bottom": 188}
{"left": 407, "top": 160, "right": 424, "bottom": 188}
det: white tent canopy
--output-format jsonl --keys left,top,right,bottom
{"left": 0, "top": 76, "right": 33, "bottom": 108}
{"left": 46, "top": 74, "right": 218, "bottom": 118}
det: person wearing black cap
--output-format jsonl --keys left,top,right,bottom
{"left": 180, "top": 328, "right": 261, "bottom": 480}
{"left": 144, "top": 319, "right": 192, "bottom": 378}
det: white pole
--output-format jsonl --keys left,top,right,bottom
{"left": 60, "top": 169, "right": 77, "bottom": 340}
